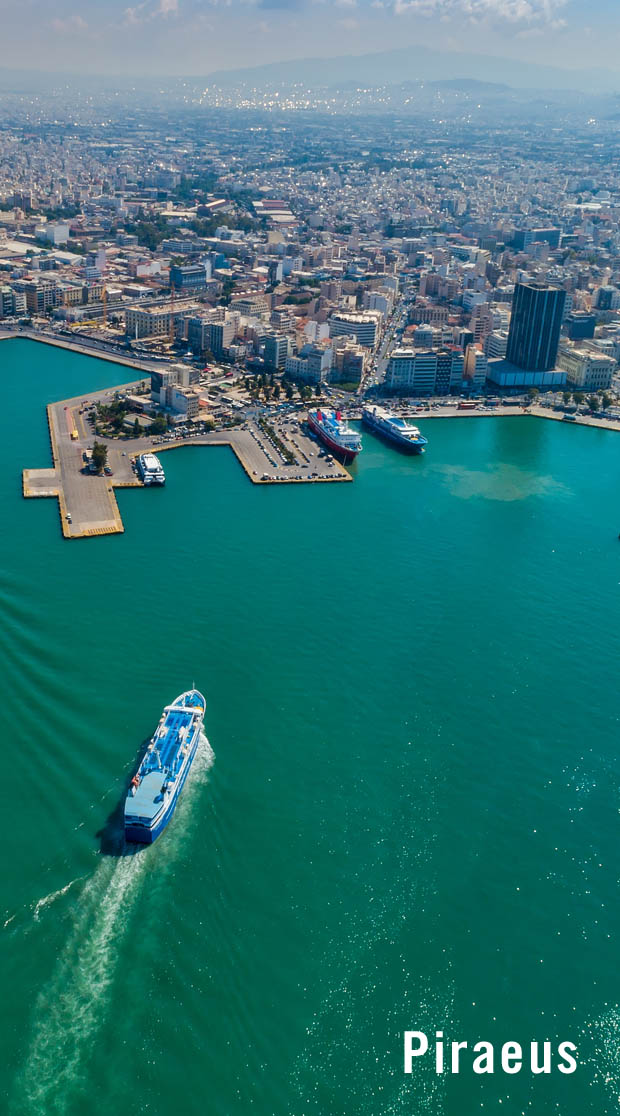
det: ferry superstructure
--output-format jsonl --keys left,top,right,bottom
{"left": 307, "top": 408, "right": 362, "bottom": 463}
{"left": 362, "top": 406, "right": 428, "bottom": 454}
{"left": 137, "top": 452, "right": 166, "bottom": 486}
{"left": 124, "top": 689, "right": 206, "bottom": 844}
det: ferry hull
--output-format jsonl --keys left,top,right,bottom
{"left": 307, "top": 414, "right": 360, "bottom": 463}
{"left": 125, "top": 715, "right": 204, "bottom": 845}
{"left": 362, "top": 412, "right": 427, "bottom": 454}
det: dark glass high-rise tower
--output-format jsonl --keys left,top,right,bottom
{"left": 506, "top": 281, "right": 566, "bottom": 371}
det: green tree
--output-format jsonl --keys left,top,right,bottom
{"left": 133, "top": 418, "right": 142, "bottom": 438}
{"left": 601, "top": 392, "right": 612, "bottom": 410}
{"left": 91, "top": 441, "right": 108, "bottom": 474}
{"left": 526, "top": 387, "right": 539, "bottom": 403}
{"left": 273, "top": 383, "right": 281, "bottom": 400}
{"left": 124, "top": 209, "right": 169, "bottom": 250}
{"left": 562, "top": 390, "right": 572, "bottom": 406}
{"left": 573, "top": 391, "right": 585, "bottom": 407}
{"left": 150, "top": 414, "right": 168, "bottom": 435}
{"left": 314, "top": 383, "right": 321, "bottom": 397}
{"left": 174, "top": 175, "right": 195, "bottom": 202}
{"left": 588, "top": 394, "right": 600, "bottom": 412}
{"left": 220, "top": 278, "right": 235, "bottom": 306}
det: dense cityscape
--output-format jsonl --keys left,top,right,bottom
{"left": 3, "top": 74, "right": 620, "bottom": 442}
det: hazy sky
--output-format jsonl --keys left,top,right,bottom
{"left": 0, "top": 0, "right": 617, "bottom": 76}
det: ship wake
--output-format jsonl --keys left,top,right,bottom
{"left": 13, "top": 733, "right": 214, "bottom": 1115}
{"left": 33, "top": 876, "right": 85, "bottom": 922}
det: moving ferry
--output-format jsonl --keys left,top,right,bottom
{"left": 124, "top": 689, "right": 206, "bottom": 844}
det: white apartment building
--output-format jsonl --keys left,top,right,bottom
{"left": 285, "top": 343, "right": 333, "bottom": 384}
{"left": 34, "top": 221, "right": 70, "bottom": 245}
{"left": 556, "top": 343, "right": 616, "bottom": 390}
{"left": 329, "top": 312, "right": 379, "bottom": 348}
{"left": 126, "top": 305, "right": 192, "bottom": 339}
{"left": 463, "top": 345, "right": 488, "bottom": 390}
{"left": 385, "top": 348, "right": 464, "bottom": 394}
{"left": 462, "top": 290, "right": 489, "bottom": 313}
{"left": 362, "top": 290, "right": 393, "bottom": 316}
{"left": 484, "top": 330, "right": 509, "bottom": 359}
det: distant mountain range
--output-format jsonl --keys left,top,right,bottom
{"left": 0, "top": 46, "right": 617, "bottom": 97}
{"left": 205, "top": 46, "right": 619, "bottom": 94}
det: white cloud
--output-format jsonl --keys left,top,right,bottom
{"left": 393, "top": 0, "right": 567, "bottom": 25}
{"left": 51, "top": 13, "right": 89, "bottom": 33}
{"left": 123, "top": 0, "right": 179, "bottom": 25}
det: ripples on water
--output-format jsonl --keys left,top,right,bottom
{"left": 291, "top": 742, "right": 452, "bottom": 1115}
{"left": 12, "top": 736, "right": 214, "bottom": 1116}
{"left": 3, "top": 351, "right": 620, "bottom": 1116}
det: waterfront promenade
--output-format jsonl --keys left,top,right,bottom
{"left": 0, "top": 327, "right": 160, "bottom": 374}
{"left": 347, "top": 401, "right": 620, "bottom": 432}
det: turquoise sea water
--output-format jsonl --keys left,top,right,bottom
{"left": 2, "top": 337, "right": 620, "bottom": 1116}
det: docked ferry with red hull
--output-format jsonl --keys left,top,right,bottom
{"left": 307, "top": 408, "right": 362, "bottom": 463}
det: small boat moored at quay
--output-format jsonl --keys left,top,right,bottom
{"left": 124, "top": 689, "right": 206, "bottom": 844}
{"left": 307, "top": 408, "right": 362, "bottom": 463}
{"left": 362, "top": 406, "right": 428, "bottom": 454}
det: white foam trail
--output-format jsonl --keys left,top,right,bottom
{"left": 17, "top": 851, "right": 148, "bottom": 1113}
{"left": 14, "top": 734, "right": 214, "bottom": 1115}
{"left": 32, "top": 877, "right": 84, "bottom": 922}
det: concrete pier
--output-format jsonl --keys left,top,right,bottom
{"left": 23, "top": 380, "right": 351, "bottom": 540}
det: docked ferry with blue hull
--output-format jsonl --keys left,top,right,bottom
{"left": 362, "top": 406, "right": 428, "bottom": 454}
{"left": 124, "top": 689, "right": 206, "bottom": 844}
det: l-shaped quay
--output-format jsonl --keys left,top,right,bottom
{"left": 23, "top": 380, "right": 352, "bottom": 540}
